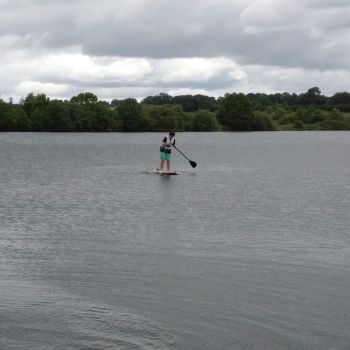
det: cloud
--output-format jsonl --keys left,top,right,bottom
{"left": 240, "top": 0, "right": 303, "bottom": 34}
{"left": 1, "top": 0, "right": 350, "bottom": 100}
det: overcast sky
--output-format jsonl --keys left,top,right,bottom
{"left": 1, "top": 0, "right": 350, "bottom": 101}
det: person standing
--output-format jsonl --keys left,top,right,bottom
{"left": 159, "top": 131, "right": 175, "bottom": 172}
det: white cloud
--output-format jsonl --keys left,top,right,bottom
{"left": 15, "top": 81, "right": 69, "bottom": 96}
{"left": 1, "top": 0, "right": 350, "bottom": 100}
{"left": 156, "top": 58, "right": 246, "bottom": 83}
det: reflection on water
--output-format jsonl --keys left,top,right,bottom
{"left": 0, "top": 132, "right": 350, "bottom": 350}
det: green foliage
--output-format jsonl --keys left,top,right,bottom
{"left": 272, "top": 107, "right": 287, "bottom": 121}
{"left": 329, "top": 108, "right": 343, "bottom": 120}
{"left": 329, "top": 92, "right": 350, "bottom": 112}
{"left": 44, "top": 101, "right": 75, "bottom": 131}
{"left": 70, "top": 103, "right": 94, "bottom": 131}
{"left": 70, "top": 92, "right": 98, "bottom": 105}
{"left": 246, "top": 92, "right": 299, "bottom": 110}
{"left": 298, "top": 87, "right": 327, "bottom": 106}
{"left": 173, "top": 94, "right": 217, "bottom": 112}
{"left": 12, "top": 106, "right": 31, "bottom": 131}
{"left": 90, "top": 103, "right": 120, "bottom": 132}
{"left": 142, "top": 93, "right": 173, "bottom": 105}
{"left": 2, "top": 88, "right": 350, "bottom": 132}
{"left": 252, "top": 111, "right": 278, "bottom": 131}
{"left": 318, "top": 119, "right": 349, "bottom": 130}
{"left": 192, "top": 110, "right": 219, "bottom": 131}
{"left": 308, "top": 109, "right": 328, "bottom": 123}
{"left": 22, "top": 93, "right": 50, "bottom": 117}
{"left": 117, "top": 98, "right": 143, "bottom": 131}
{"left": 30, "top": 108, "right": 47, "bottom": 131}
{"left": 217, "top": 93, "right": 254, "bottom": 131}
{"left": 294, "top": 120, "right": 305, "bottom": 130}
{"left": 110, "top": 99, "right": 121, "bottom": 107}
{"left": 183, "top": 112, "right": 195, "bottom": 131}
{"left": 142, "top": 93, "right": 217, "bottom": 112}
{"left": 0, "top": 100, "right": 16, "bottom": 131}
{"left": 142, "top": 104, "right": 184, "bottom": 132}
{"left": 278, "top": 111, "right": 298, "bottom": 126}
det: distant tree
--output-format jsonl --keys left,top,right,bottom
{"left": 246, "top": 93, "right": 270, "bottom": 110}
{"left": 329, "top": 92, "right": 350, "bottom": 112}
{"left": 117, "top": 98, "right": 143, "bottom": 131}
{"left": 183, "top": 112, "right": 195, "bottom": 131}
{"left": 13, "top": 106, "right": 31, "bottom": 131}
{"left": 194, "top": 95, "right": 217, "bottom": 111}
{"left": 272, "top": 107, "right": 287, "bottom": 121}
{"left": 308, "top": 109, "right": 327, "bottom": 124}
{"left": 22, "top": 93, "right": 50, "bottom": 117}
{"left": 294, "top": 120, "right": 305, "bottom": 130}
{"left": 111, "top": 99, "right": 121, "bottom": 107}
{"left": 318, "top": 117, "right": 348, "bottom": 130}
{"left": 192, "top": 110, "right": 219, "bottom": 131}
{"left": 30, "top": 106, "right": 50, "bottom": 131}
{"left": 298, "top": 87, "right": 327, "bottom": 106}
{"left": 70, "top": 103, "right": 94, "bottom": 131}
{"left": 142, "top": 93, "right": 173, "bottom": 105}
{"left": 330, "top": 92, "right": 350, "bottom": 105}
{"left": 70, "top": 92, "right": 98, "bottom": 104}
{"left": 142, "top": 104, "right": 184, "bottom": 131}
{"left": 89, "top": 102, "right": 121, "bottom": 131}
{"left": 217, "top": 93, "right": 254, "bottom": 131}
{"left": 44, "top": 101, "right": 75, "bottom": 131}
{"left": 252, "top": 111, "right": 278, "bottom": 131}
{"left": 172, "top": 95, "right": 197, "bottom": 112}
{"left": 277, "top": 111, "right": 298, "bottom": 126}
{"left": 328, "top": 108, "right": 343, "bottom": 120}
{"left": 282, "top": 92, "right": 299, "bottom": 106}
{"left": 0, "top": 101, "right": 16, "bottom": 131}
{"left": 173, "top": 94, "right": 217, "bottom": 112}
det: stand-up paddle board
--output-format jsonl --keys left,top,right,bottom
{"left": 150, "top": 169, "right": 178, "bottom": 175}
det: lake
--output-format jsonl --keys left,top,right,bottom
{"left": 1, "top": 132, "right": 350, "bottom": 350}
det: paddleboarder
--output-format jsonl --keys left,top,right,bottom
{"left": 160, "top": 131, "right": 176, "bottom": 172}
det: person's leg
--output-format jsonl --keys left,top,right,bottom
{"left": 160, "top": 152, "right": 166, "bottom": 170}
{"left": 166, "top": 153, "right": 171, "bottom": 171}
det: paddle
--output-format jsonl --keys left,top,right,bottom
{"left": 173, "top": 145, "right": 197, "bottom": 168}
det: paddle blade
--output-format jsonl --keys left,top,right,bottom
{"left": 190, "top": 160, "right": 197, "bottom": 168}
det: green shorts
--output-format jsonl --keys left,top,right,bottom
{"left": 160, "top": 152, "right": 171, "bottom": 160}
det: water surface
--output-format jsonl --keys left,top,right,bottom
{"left": 1, "top": 132, "right": 349, "bottom": 349}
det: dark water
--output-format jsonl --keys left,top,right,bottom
{"left": 1, "top": 132, "right": 349, "bottom": 350}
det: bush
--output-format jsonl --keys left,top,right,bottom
{"left": 278, "top": 111, "right": 298, "bottom": 125}
{"left": 318, "top": 119, "right": 349, "bottom": 130}
{"left": 192, "top": 110, "right": 220, "bottom": 131}
{"left": 0, "top": 101, "right": 16, "bottom": 131}
{"left": 252, "top": 111, "right": 278, "bottom": 131}
{"left": 272, "top": 107, "right": 287, "bottom": 121}
{"left": 217, "top": 93, "right": 254, "bottom": 131}
{"left": 142, "top": 104, "right": 184, "bottom": 132}
{"left": 183, "top": 112, "right": 195, "bottom": 131}
{"left": 117, "top": 98, "right": 143, "bottom": 132}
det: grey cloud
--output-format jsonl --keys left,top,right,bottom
{"left": 0, "top": 0, "right": 350, "bottom": 69}
{"left": 1, "top": 0, "right": 350, "bottom": 100}
{"left": 1, "top": 0, "right": 350, "bottom": 71}
{"left": 307, "top": 0, "right": 350, "bottom": 8}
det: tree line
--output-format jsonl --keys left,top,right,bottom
{"left": 1, "top": 87, "right": 350, "bottom": 132}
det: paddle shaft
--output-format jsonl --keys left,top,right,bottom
{"left": 172, "top": 145, "right": 197, "bottom": 168}
{"left": 173, "top": 145, "right": 190, "bottom": 161}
